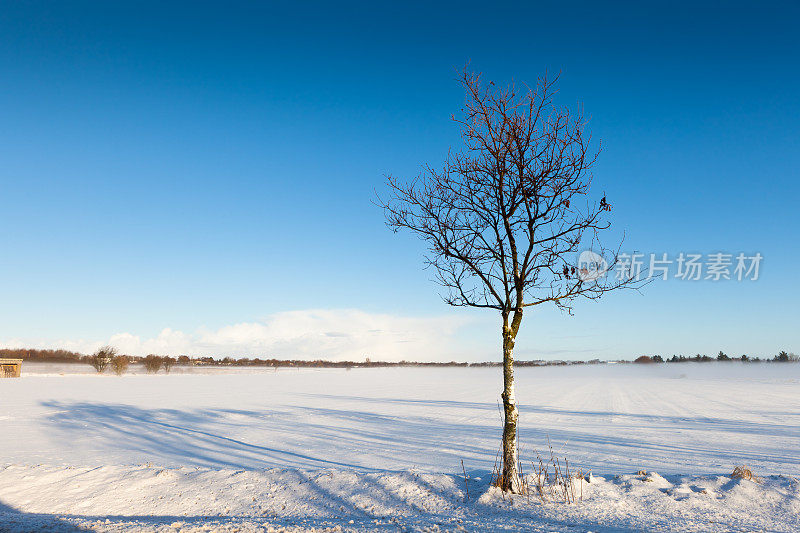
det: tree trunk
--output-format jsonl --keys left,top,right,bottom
{"left": 500, "top": 313, "right": 522, "bottom": 493}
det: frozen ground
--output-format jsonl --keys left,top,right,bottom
{"left": 1, "top": 362, "right": 799, "bottom": 531}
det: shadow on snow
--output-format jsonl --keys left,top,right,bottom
{"left": 38, "top": 397, "right": 800, "bottom": 475}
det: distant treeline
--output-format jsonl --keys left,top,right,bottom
{"left": 633, "top": 350, "right": 798, "bottom": 364}
{"left": 2, "top": 348, "right": 603, "bottom": 368}
{"left": 0, "top": 348, "right": 87, "bottom": 363}
{"left": 3, "top": 347, "right": 797, "bottom": 367}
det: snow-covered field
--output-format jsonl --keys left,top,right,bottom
{"left": 1, "top": 362, "right": 799, "bottom": 531}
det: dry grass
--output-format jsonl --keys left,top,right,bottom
{"left": 731, "top": 466, "right": 761, "bottom": 483}
{"left": 528, "top": 440, "right": 584, "bottom": 504}
{"left": 489, "top": 438, "right": 584, "bottom": 504}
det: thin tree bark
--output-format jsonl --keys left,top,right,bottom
{"left": 500, "top": 306, "right": 526, "bottom": 491}
{"left": 501, "top": 310, "right": 521, "bottom": 492}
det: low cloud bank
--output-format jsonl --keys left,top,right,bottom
{"left": 2, "top": 309, "right": 482, "bottom": 361}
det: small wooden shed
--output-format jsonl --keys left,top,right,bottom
{"left": 0, "top": 358, "right": 22, "bottom": 378}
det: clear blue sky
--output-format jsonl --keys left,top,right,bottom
{"left": 1, "top": 1, "right": 797, "bottom": 360}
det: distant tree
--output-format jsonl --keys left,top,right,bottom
{"left": 652, "top": 355, "right": 664, "bottom": 363}
{"left": 381, "top": 68, "right": 637, "bottom": 493}
{"left": 634, "top": 355, "right": 654, "bottom": 364}
{"left": 90, "top": 346, "right": 116, "bottom": 373}
{"left": 717, "top": 351, "right": 730, "bottom": 361}
{"left": 1, "top": 348, "right": 84, "bottom": 363}
{"left": 177, "top": 355, "right": 191, "bottom": 365}
{"left": 162, "top": 356, "right": 176, "bottom": 374}
{"left": 143, "top": 354, "right": 162, "bottom": 373}
{"left": 111, "top": 355, "right": 129, "bottom": 376}
{"left": 740, "top": 354, "right": 749, "bottom": 362}
{"left": 773, "top": 351, "right": 799, "bottom": 362}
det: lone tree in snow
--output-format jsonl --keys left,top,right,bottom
{"left": 381, "top": 69, "right": 635, "bottom": 492}
{"left": 90, "top": 345, "right": 117, "bottom": 373}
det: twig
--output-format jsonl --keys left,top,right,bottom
{"left": 461, "top": 459, "right": 470, "bottom": 502}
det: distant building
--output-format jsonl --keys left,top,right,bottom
{"left": 0, "top": 358, "right": 22, "bottom": 378}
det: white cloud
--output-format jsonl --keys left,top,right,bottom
{"left": 1, "top": 309, "right": 484, "bottom": 362}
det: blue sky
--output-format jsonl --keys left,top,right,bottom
{"left": 1, "top": 1, "right": 797, "bottom": 360}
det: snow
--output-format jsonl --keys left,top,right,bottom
{"left": 1, "top": 362, "right": 799, "bottom": 531}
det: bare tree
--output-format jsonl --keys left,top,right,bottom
{"left": 111, "top": 355, "right": 129, "bottom": 376}
{"left": 143, "top": 354, "right": 162, "bottom": 374}
{"left": 90, "top": 346, "right": 117, "bottom": 374}
{"left": 381, "top": 69, "right": 635, "bottom": 492}
{"left": 162, "top": 356, "right": 176, "bottom": 374}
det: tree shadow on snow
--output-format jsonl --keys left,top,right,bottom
{"left": 0, "top": 500, "right": 90, "bottom": 532}
{"left": 303, "top": 393, "right": 800, "bottom": 440}
{"left": 0, "top": 474, "right": 640, "bottom": 533}
{"left": 39, "top": 397, "right": 800, "bottom": 475}
{"left": 41, "top": 400, "right": 369, "bottom": 470}
{"left": 300, "top": 393, "right": 800, "bottom": 471}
